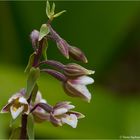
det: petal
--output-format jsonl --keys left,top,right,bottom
{"left": 54, "top": 101, "right": 75, "bottom": 111}
{"left": 50, "top": 114, "right": 62, "bottom": 126}
{"left": 61, "top": 114, "right": 78, "bottom": 128}
{"left": 10, "top": 105, "right": 24, "bottom": 119}
{"left": 1, "top": 103, "right": 11, "bottom": 113}
{"left": 73, "top": 84, "right": 91, "bottom": 102}
{"left": 53, "top": 108, "right": 68, "bottom": 116}
{"left": 8, "top": 93, "right": 21, "bottom": 103}
{"left": 54, "top": 101, "right": 71, "bottom": 109}
{"left": 67, "top": 111, "right": 85, "bottom": 119}
{"left": 18, "top": 97, "right": 28, "bottom": 104}
{"left": 70, "top": 76, "right": 94, "bottom": 85}
{"left": 35, "top": 91, "right": 42, "bottom": 103}
{"left": 40, "top": 99, "right": 47, "bottom": 104}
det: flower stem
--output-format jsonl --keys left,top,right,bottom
{"left": 20, "top": 114, "right": 28, "bottom": 139}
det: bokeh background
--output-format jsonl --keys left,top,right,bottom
{"left": 0, "top": 1, "right": 140, "bottom": 139}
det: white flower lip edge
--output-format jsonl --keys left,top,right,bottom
{"left": 61, "top": 114, "right": 78, "bottom": 128}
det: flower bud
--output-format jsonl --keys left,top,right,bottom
{"left": 56, "top": 39, "right": 69, "bottom": 59}
{"left": 64, "top": 63, "right": 95, "bottom": 77}
{"left": 48, "top": 25, "right": 69, "bottom": 59}
{"left": 30, "top": 30, "right": 39, "bottom": 49}
{"left": 69, "top": 46, "right": 88, "bottom": 63}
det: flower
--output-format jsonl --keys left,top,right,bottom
{"left": 1, "top": 89, "right": 29, "bottom": 119}
{"left": 41, "top": 67, "right": 94, "bottom": 102}
{"left": 63, "top": 76, "right": 94, "bottom": 102}
{"left": 49, "top": 101, "right": 84, "bottom": 128}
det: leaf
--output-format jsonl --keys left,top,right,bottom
{"left": 39, "top": 24, "right": 49, "bottom": 41}
{"left": 42, "top": 39, "right": 48, "bottom": 60}
{"left": 53, "top": 10, "right": 66, "bottom": 18}
{"left": 9, "top": 127, "right": 21, "bottom": 140}
{"left": 24, "top": 52, "right": 36, "bottom": 73}
{"left": 27, "top": 114, "right": 34, "bottom": 140}
{"left": 26, "top": 67, "right": 40, "bottom": 98}
{"left": 46, "top": 0, "right": 50, "bottom": 18}
{"left": 31, "top": 84, "right": 38, "bottom": 102}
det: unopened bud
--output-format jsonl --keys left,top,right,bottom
{"left": 30, "top": 30, "right": 39, "bottom": 49}
{"left": 64, "top": 63, "right": 94, "bottom": 77}
{"left": 69, "top": 46, "right": 88, "bottom": 63}
{"left": 57, "top": 39, "right": 69, "bottom": 59}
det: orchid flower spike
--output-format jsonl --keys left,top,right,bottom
{"left": 1, "top": 89, "right": 29, "bottom": 119}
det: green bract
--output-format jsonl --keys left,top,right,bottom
{"left": 39, "top": 24, "right": 49, "bottom": 41}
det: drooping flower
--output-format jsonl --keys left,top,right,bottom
{"left": 49, "top": 101, "right": 84, "bottom": 128}
{"left": 41, "top": 68, "right": 94, "bottom": 102}
{"left": 1, "top": 89, "right": 29, "bottom": 119}
{"left": 63, "top": 76, "right": 94, "bottom": 102}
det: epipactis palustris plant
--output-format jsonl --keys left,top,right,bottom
{"left": 1, "top": 1, "right": 95, "bottom": 139}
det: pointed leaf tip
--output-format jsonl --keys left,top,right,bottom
{"left": 53, "top": 10, "right": 66, "bottom": 18}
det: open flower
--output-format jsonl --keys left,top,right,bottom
{"left": 1, "top": 89, "right": 29, "bottom": 119}
{"left": 49, "top": 101, "right": 84, "bottom": 128}
{"left": 63, "top": 76, "right": 94, "bottom": 102}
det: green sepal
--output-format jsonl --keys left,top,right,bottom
{"left": 9, "top": 127, "right": 21, "bottom": 140}
{"left": 39, "top": 24, "right": 49, "bottom": 41}
{"left": 31, "top": 84, "right": 38, "bottom": 102}
{"left": 53, "top": 10, "right": 66, "bottom": 18}
{"left": 42, "top": 39, "right": 48, "bottom": 60}
{"left": 27, "top": 114, "right": 34, "bottom": 140}
{"left": 26, "top": 67, "right": 40, "bottom": 98}
{"left": 24, "top": 52, "right": 36, "bottom": 73}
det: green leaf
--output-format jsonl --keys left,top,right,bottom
{"left": 24, "top": 52, "right": 36, "bottom": 73}
{"left": 50, "top": 2, "right": 55, "bottom": 16}
{"left": 27, "top": 114, "right": 34, "bottom": 140}
{"left": 9, "top": 127, "right": 21, "bottom": 140}
{"left": 46, "top": 0, "right": 50, "bottom": 18}
{"left": 53, "top": 10, "right": 66, "bottom": 18}
{"left": 26, "top": 67, "right": 40, "bottom": 98}
{"left": 39, "top": 24, "right": 49, "bottom": 41}
{"left": 42, "top": 39, "right": 48, "bottom": 60}
{"left": 31, "top": 84, "right": 38, "bottom": 102}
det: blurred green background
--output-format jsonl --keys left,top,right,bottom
{"left": 0, "top": 1, "right": 140, "bottom": 139}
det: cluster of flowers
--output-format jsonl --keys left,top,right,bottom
{"left": 1, "top": 1, "right": 94, "bottom": 130}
